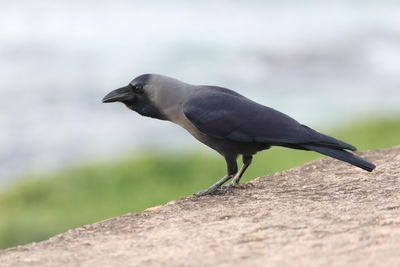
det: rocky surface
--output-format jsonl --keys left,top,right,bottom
{"left": 1, "top": 147, "right": 399, "bottom": 267}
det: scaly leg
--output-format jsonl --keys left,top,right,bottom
{"left": 231, "top": 155, "right": 253, "bottom": 185}
{"left": 194, "top": 174, "right": 233, "bottom": 196}
{"left": 194, "top": 154, "right": 238, "bottom": 197}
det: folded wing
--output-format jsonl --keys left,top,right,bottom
{"left": 183, "top": 86, "right": 355, "bottom": 151}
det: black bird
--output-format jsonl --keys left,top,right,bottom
{"left": 103, "top": 74, "right": 376, "bottom": 196}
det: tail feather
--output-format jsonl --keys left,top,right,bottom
{"left": 302, "top": 144, "right": 376, "bottom": 172}
{"left": 301, "top": 125, "right": 356, "bottom": 151}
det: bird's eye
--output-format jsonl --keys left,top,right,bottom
{"left": 132, "top": 84, "right": 144, "bottom": 94}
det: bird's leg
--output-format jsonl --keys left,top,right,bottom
{"left": 231, "top": 155, "right": 253, "bottom": 185}
{"left": 194, "top": 174, "right": 233, "bottom": 197}
{"left": 194, "top": 155, "right": 238, "bottom": 197}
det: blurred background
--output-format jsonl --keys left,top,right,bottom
{"left": 0, "top": 0, "right": 399, "bottom": 249}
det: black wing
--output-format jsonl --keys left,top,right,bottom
{"left": 183, "top": 86, "right": 355, "bottom": 151}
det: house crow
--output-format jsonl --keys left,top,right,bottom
{"left": 102, "top": 74, "right": 376, "bottom": 196}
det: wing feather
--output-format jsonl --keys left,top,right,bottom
{"left": 183, "top": 86, "right": 355, "bottom": 151}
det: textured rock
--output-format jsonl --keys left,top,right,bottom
{"left": 1, "top": 147, "right": 399, "bottom": 267}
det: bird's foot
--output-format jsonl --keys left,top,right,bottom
{"left": 225, "top": 182, "right": 255, "bottom": 190}
{"left": 194, "top": 186, "right": 226, "bottom": 197}
{"left": 194, "top": 174, "right": 233, "bottom": 197}
{"left": 194, "top": 182, "right": 254, "bottom": 197}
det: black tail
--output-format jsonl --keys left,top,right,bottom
{"left": 302, "top": 144, "right": 376, "bottom": 172}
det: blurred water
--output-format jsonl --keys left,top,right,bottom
{"left": 1, "top": 0, "right": 400, "bottom": 183}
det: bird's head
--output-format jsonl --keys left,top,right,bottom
{"left": 102, "top": 74, "right": 149, "bottom": 107}
{"left": 102, "top": 74, "right": 181, "bottom": 120}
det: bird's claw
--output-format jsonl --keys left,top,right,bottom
{"left": 194, "top": 182, "right": 254, "bottom": 197}
{"left": 194, "top": 187, "right": 228, "bottom": 197}
{"left": 225, "top": 182, "right": 255, "bottom": 190}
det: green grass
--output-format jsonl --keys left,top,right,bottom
{"left": 0, "top": 118, "right": 399, "bottom": 249}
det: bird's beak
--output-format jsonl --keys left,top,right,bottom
{"left": 102, "top": 86, "right": 134, "bottom": 103}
